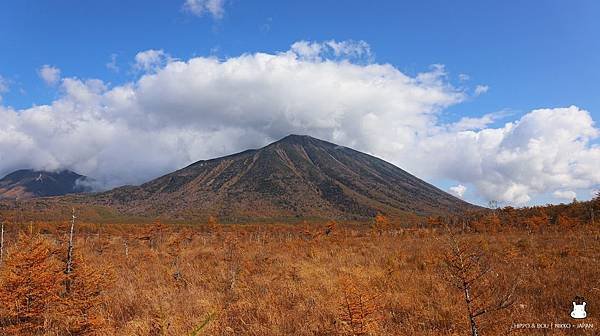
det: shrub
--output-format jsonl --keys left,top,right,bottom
{"left": 0, "top": 234, "right": 62, "bottom": 334}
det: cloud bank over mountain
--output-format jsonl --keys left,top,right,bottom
{"left": 0, "top": 41, "right": 598, "bottom": 204}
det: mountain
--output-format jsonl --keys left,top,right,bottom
{"left": 88, "top": 135, "right": 475, "bottom": 221}
{"left": 0, "top": 169, "right": 93, "bottom": 199}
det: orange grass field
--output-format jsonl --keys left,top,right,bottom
{"left": 0, "top": 215, "right": 597, "bottom": 336}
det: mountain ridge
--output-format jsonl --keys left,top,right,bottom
{"left": 81, "top": 134, "right": 476, "bottom": 220}
{"left": 0, "top": 169, "right": 92, "bottom": 199}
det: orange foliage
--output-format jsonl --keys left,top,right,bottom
{"left": 338, "top": 279, "right": 381, "bottom": 335}
{"left": 0, "top": 196, "right": 597, "bottom": 335}
{"left": 371, "top": 213, "right": 390, "bottom": 235}
{"left": 0, "top": 234, "right": 62, "bottom": 334}
{"left": 0, "top": 233, "right": 112, "bottom": 335}
{"left": 59, "top": 255, "right": 114, "bottom": 334}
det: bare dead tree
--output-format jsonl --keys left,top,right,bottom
{"left": 588, "top": 192, "right": 599, "bottom": 226}
{"left": 0, "top": 219, "right": 4, "bottom": 266}
{"left": 15, "top": 197, "right": 21, "bottom": 227}
{"left": 487, "top": 200, "right": 498, "bottom": 210}
{"left": 590, "top": 198, "right": 597, "bottom": 225}
{"left": 439, "top": 227, "right": 517, "bottom": 336}
{"left": 123, "top": 238, "right": 129, "bottom": 258}
{"left": 65, "top": 208, "right": 76, "bottom": 292}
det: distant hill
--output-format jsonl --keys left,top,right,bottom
{"left": 0, "top": 169, "right": 92, "bottom": 199}
{"left": 86, "top": 135, "right": 476, "bottom": 221}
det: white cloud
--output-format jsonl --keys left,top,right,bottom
{"left": 289, "top": 41, "right": 323, "bottom": 60}
{"left": 290, "top": 40, "right": 372, "bottom": 62}
{"left": 411, "top": 106, "right": 600, "bottom": 204}
{"left": 325, "top": 40, "right": 372, "bottom": 60}
{"left": 474, "top": 84, "right": 489, "bottom": 96}
{"left": 0, "top": 41, "right": 598, "bottom": 204}
{"left": 553, "top": 190, "right": 577, "bottom": 201}
{"left": 38, "top": 65, "right": 61, "bottom": 86}
{"left": 449, "top": 184, "right": 467, "bottom": 198}
{"left": 0, "top": 76, "right": 8, "bottom": 93}
{"left": 106, "top": 53, "right": 119, "bottom": 73}
{"left": 260, "top": 17, "right": 272, "bottom": 33}
{"left": 458, "top": 73, "right": 470, "bottom": 82}
{"left": 0, "top": 75, "right": 8, "bottom": 101}
{"left": 450, "top": 112, "right": 502, "bottom": 131}
{"left": 134, "top": 49, "right": 171, "bottom": 72}
{"left": 183, "top": 0, "right": 225, "bottom": 19}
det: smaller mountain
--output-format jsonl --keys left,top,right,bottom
{"left": 0, "top": 169, "right": 93, "bottom": 199}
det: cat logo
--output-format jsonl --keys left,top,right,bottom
{"left": 570, "top": 296, "right": 587, "bottom": 319}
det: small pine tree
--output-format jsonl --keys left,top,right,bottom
{"left": 338, "top": 279, "right": 381, "bottom": 335}
{"left": 0, "top": 234, "right": 62, "bottom": 334}
{"left": 372, "top": 214, "right": 389, "bottom": 235}
{"left": 439, "top": 228, "right": 517, "bottom": 336}
{"left": 59, "top": 255, "right": 113, "bottom": 335}
{"left": 482, "top": 213, "right": 502, "bottom": 232}
{"left": 207, "top": 215, "right": 220, "bottom": 235}
{"left": 556, "top": 213, "right": 574, "bottom": 229}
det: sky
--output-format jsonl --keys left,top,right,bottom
{"left": 0, "top": 0, "right": 599, "bottom": 206}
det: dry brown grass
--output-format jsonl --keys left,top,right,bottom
{"left": 0, "top": 220, "right": 597, "bottom": 335}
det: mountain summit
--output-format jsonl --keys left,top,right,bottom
{"left": 91, "top": 135, "right": 474, "bottom": 220}
{"left": 0, "top": 169, "right": 92, "bottom": 199}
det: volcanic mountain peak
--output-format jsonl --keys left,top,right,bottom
{"left": 91, "top": 134, "right": 476, "bottom": 221}
{"left": 0, "top": 169, "right": 93, "bottom": 199}
{"left": 272, "top": 134, "right": 340, "bottom": 147}
{"left": 277, "top": 134, "right": 322, "bottom": 143}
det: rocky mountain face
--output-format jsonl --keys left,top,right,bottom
{"left": 89, "top": 135, "right": 476, "bottom": 220}
{"left": 0, "top": 169, "right": 92, "bottom": 199}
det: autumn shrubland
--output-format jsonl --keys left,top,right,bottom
{"left": 0, "top": 197, "right": 598, "bottom": 335}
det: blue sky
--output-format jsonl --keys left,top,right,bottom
{"left": 2, "top": 1, "right": 599, "bottom": 116}
{"left": 0, "top": 0, "right": 599, "bottom": 206}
